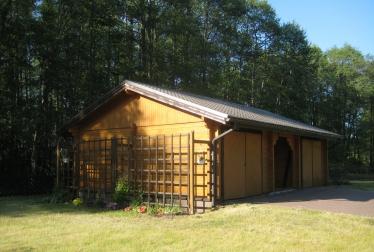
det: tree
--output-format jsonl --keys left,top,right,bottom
{"left": 322, "top": 45, "right": 369, "bottom": 164}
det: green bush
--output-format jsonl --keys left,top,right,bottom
{"left": 44, "top": 183, "right": 69, "bottom": 203}
{"left": 130, "top": 186, "right": 144, "bottom": 207}
{"left": 72, "top": 198, "right": 84, "bottom": 206}
{"left": 113, "top": 177, "right": 130, "bottom": 204}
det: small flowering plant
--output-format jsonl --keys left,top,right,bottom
{"left": 72, "top": 198, "right": 84, "bottom": 206}
{"left": 138, "top": 205, "right": 147, "bottom": 213}
{"left": 124, "top": 206, "right": 132, "bottom": 212}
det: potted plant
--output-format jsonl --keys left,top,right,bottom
{"left": 198, "top": 156, "right": 205, "bottom": 164}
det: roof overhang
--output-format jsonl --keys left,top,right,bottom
{"left": 124, "top": 80, "right": 229, "bottom": 124}
{"left": 227, "top": 117, "right": 343, "bottom": 140}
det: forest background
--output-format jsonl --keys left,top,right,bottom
{"left": 1, "top": 0, "right": 373, "bottom": 178}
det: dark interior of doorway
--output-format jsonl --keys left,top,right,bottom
{"left": 274, "top": 137, "right": 293, "bottom": 190}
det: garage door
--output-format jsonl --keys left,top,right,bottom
{"left": 302, "top": 139, "right": 322, "bottom": 188}
{"left": 246, "top": 133, "right": 262, "bottom": 196}
{"left": 224, "top": 132, "right": 262, "bottom": 200}
{"left": 224, "top": 132, "right": 246, "bottom": 199}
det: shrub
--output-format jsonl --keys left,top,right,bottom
{"left": 73, "top": 198, "right": 83, "bottom": 206}
{"left": 113, "top": 176, "right": 144, "bottom": 207}
{"left": 43, "top": 183, "right": 69, "bottom": 203}
{"left": 72, "top": 198, "right": 84, "bottom": 206}
{"left": 113, "top": 177, "right": 130, "bottom": 204}
{"left": 130, "top": 186, "right": 144, "bottom": 207}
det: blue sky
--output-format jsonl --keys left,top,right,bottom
{"left": 267, "top": 0, "right": 374, "bottom": 56}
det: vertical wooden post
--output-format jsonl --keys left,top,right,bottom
{"left": 147, "top": 136, "right": 151, "bottom": 203}
{"left": 171, "top": 134, "right": 174, "bottom": 207}
{"left": 178, "top": 134, "right": 182, "bottom": 205}
{"left": 156, "top": 136, "right": 159, "bottom": 203}
{"left": 131, "top": 123, "right": 137, "bottom": 194}
{"left": 163, "top": 135, "right": 166, "bottom": 206}
{"left": 67, "top": 140, "right": 71, "bottom": 197}
{"left": 56, "top": 139, "right": 60, "bottom": 183}
{"left": 189, "top": 131, "right": 195, "bottom": 214}
{"left": 127, "top": 137, "right": 131, "bottom": 188}
{"left": 140, "top": 136, "right": 144, "bottom": 192}
{"left": 111, "top": 136, "right": 117, "bottom": 197}
{"left": 74, "top": 138, "right": 80, "bottom": 196}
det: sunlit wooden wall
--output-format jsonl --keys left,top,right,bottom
{"left": 68, "top": 90, "right": 221, "bottom": 207}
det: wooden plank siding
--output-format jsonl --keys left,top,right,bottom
{"left": 67, "top": 92, "right": 218, "bottom": 213}
{"left": 76, "top": 92, "right": 202, "bottom": 138}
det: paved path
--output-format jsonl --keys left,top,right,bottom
{"left": 226, "top": 187, "right": 374, "bottom": 218}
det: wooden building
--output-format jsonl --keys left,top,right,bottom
{"left": 57, "top": 80, "right": 342, "bottom": 213}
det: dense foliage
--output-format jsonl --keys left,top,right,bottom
{"left": 1, "top": 0, "right": 373, "bottom": 176}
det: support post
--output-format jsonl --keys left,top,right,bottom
{"left": 56, "top": 139, "right": 60, "bottom": 183}
{"left": 111, "top": 136, "right": 117, "bottom": 197}
{"left": 189, "top": 131, "right": 195, "bottom": 214}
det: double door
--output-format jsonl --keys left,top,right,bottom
{"left": 223, "top": 132, "right": 262, "bottom": 200}
{"left": 302, "top": 139, "right": 322, "bottom": 187}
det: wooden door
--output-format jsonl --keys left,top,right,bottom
{"left": 245, "top": 133, "right": 262, "bottom": 196}
{"left": 302, "top": 139, "right": 322, "bottom": 188}
{"left": 224, "top": 132, "right": 246, "bottom": 200}
{"left": 312, "top": 141, "right": 322, "bottom": 186}
{"left": 302, "top": 139, "right": 313, "bottom": 188}
{"left": 224, "top": 132, "right": 262, "bottom": 200}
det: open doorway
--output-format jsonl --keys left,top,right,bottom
{"left": 274, "top": 137, "right": 293, "bottom": 190}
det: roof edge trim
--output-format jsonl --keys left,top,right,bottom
{"left": 124, "top": 80, "right": 229, "bottom": 124}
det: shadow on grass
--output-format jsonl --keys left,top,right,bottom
{"left": 0, "top": 195, "right": 107, "bottom": 217}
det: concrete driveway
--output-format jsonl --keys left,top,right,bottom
{"left": 226, "top": 186, "right": 374, "bottom": 218}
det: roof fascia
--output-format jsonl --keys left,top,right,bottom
{"left": 124, "top": 80, "right": 229, "bottom": 124}
{"left": 228, "top": 118, "right": 343, "bottom": 140}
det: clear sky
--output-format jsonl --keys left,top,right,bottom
{"left": 267, "top": 0, "right": 374, "bottom": 56}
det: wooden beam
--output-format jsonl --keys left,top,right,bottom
{"left": 189, "top": 131, "right": 195, "bottom": 214}
{"left": 125, "top": 89, "right": 137, "bottom": 95}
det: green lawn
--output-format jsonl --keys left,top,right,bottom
{"left": 1, "top": 195, "right": 373, "bottom": 252}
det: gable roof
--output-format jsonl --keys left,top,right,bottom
{"left": 57, "top": 80, "right": 342, "bottom": 139}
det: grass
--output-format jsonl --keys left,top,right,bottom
{"left": 1, "top": 195, "right": 374, "bottom": 251}
{"left": 330, "top": 180, "right": 374, "bottom": 191}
